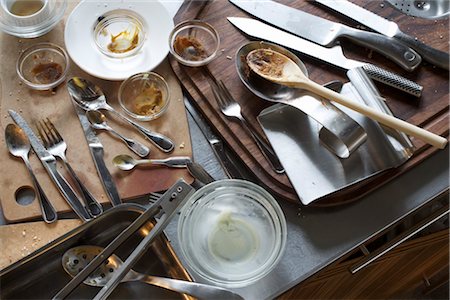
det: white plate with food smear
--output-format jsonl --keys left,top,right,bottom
{"left": 65, "top": 0, "right": 174, "bottom": 80}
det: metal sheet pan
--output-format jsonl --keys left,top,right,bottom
{"left": 0, "top": 204, "right": 192, "bottom": 299}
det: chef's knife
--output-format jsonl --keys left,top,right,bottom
{"left": 228, "top": 17, "right": 423, "bottom": 97}
{"left": 315, "top": 0, "right": 449, "bottom": 70}
{"left": 8, "top": 110, "right": 91, "bottom": 221}
{"left": 229, "top": 0, "right": 421, "bottom": 71}
{"left": 68, "top": 93, "right": 122, "bottom": 207}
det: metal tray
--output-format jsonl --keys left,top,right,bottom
{"left": 0, "top": 204, "right": 192, "bottom": 299}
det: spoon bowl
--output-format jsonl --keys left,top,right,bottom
{"left": 246, "top": 48, "right": 448, "bottom": 149}
{"left": 113, "top": 154, "right": 192, "bottom": 171}
{"left": 62, "top": 245, "right": 243, "bottom": 299}
{"left": 113, "top": 154, "right": 137, "bottom": 171}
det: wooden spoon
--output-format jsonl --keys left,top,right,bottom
{"left": 246, "top": 49, "right": 447, "bottom": 149}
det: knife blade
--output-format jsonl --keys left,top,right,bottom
{"left": 8, "top": 110, "right": 91, "bottom": 221}
{"left": 184, "top": 97, "right": 244, "bottom": 179}
{"left": 70, "top": 101, "right": 122, "bottom": 207}
{"left": 315, "top": 0, "right": 449, "bottom": 70}
{"left": 228, "top": 17, "right": 423, "bottom": 97}
{"left": 229, "top": 0, "right": 421, "bottom": 71}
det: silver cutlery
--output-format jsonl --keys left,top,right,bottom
{"left": 36, "top": 118, "right": 103, "bottom": 218}
{"left": 112, "top": 154, "right": 191, "bottom": 171}
{"left": 62, "top": 245, "right": 242, "bottom": 300}
{"left": 186, "top": 161, "right": 215, "bottom": 185}
{"left": 5, "top": 124, "right": 57, "bottom": 223}
{"left": 209, "top": 77, "right": 285, "bottom": 173}
{"left": 67, "top": 77, "right": 175, "bottom": 153}
{"left": 315, "top": 0, "right": 449, "bottom": 70}
{"left": 86, "top": 110, "right": 150, "bottom": 158}
{"left": 8, "top": 110, "right": 91, "bottom": 221}
{"left": 228, "top": 17, "right": 423, "bottom": 97}
{"left": 229, "top": 0, "right": 421, "bottom": 71}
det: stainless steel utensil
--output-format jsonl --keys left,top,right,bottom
{"left": 228, "top": 17, "right": 423, "bottom": 97}
{"left": 186, "top": 161, "right": 215, "bottom": 185}
{"left": 112, "top": 154, "right": 191, "bottom": 171}
{"left": 208, "top": 76, "right": 284, "bottom": 173}
{"left": 36, "top": 118, "right": 103, "bottom": 218}
{"left": 386, "top": 0, "right": 450, "bottom": 19}
{"left": 229, "top": 0, "right": 421, "bottom": 71}
{"left": 8, "top": 110, "right": 91, "bottom": 221}
{"left": 315, "top": 0, "right": 449, "bottom": 70}
{"left": 62, "top": 245, "right": 242, "bottom": 300}
{"left": 67, "top": 77, "right": 174, "bottom": 153}
{"left": 5, "top": 124, "right": 57, "bottom": 223}
{"left": 86, "top": 110, "right": 150, "bottom": 158}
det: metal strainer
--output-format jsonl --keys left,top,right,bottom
{"left": 386, "top": 0, "right": 450, "bottom": 19}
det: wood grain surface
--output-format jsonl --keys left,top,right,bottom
{"left": 171, "top": 0, "right": 449, "bottom": 205}
{"left": 0, "top": 1, "right": 193, "bottom": 223}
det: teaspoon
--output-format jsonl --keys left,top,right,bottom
{"left": 5, "top": 124, "right": 57, "bottom": 223}
{"left": 62, "top": 245, "right": 243, "bottom": 299}
{"left": 246, "top": 48, "right": 448, "bottom": 149}
{"left": 87, "top": 110, "right": 150, "bottom": 158}
{"left": 67, "top": 77, "right": 175, "bottom": 153}
{"left": 113, "top": 154, "right": 191, "bottom": 171}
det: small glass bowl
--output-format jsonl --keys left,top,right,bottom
{"left": 169, "top": 20, "right": 220, "bottom": 67}
{"left": 177, "top": 179, "right": 287, "bottom": 288}
{"left": 93, "top": 9, "right": 146, "bottom": 59}
{"left": 118, "top": 72, "right": 170, "bottom": 121}
{"left": 16, "top": 42, "right": 69, "bottom": 90}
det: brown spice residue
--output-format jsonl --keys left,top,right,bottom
{"left": 132, "top": 83, "right": 164, "bottom": 116}
{"left": 31, "top": 62, "right": 63, "bottom": 84}
{"left": 246, "top": 49, "right": 287, "bottom": 78}
{"left": 107, "top": 26, "right": 140, "bottom": 54}
{"left": 173, "top": 36, "right": 208, "bottom": 61}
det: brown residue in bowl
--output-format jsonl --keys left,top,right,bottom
{"left": 107, "top": 26, "right": 140, "bottom": 54}
{"left": 31, "top": 62, "right": 63, "bottom": 84}
{"left": 173, "top": 36, "right": 208, "bottom": 61}
{"left": 247, "top": 49, "right": 287, "bottom": 78}
{"left": 132, "top": 83, "right": 164, "bottom": 116}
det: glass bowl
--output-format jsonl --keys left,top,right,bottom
{"left": 16, "top": 42, "right": 69, "bottom": 90}
{"left": 118, "top": 72, "right": 170, "bottom": 121}
{"left": 177, "top": 179, "right": 287, "bottom": 288}
{"left": 0, "top": 0, "right": 67, "bottom": 38}
{"left": 93, "top": 9, "right": 146, "bottom": 59}
{"left": 169, "top": 20, "right": 220, "bottom": 67}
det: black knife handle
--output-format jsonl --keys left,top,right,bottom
{"left": 395, "top": 31, "right": 449, "bottom": 71}
{"left": 340, "top": 27, "right": 422, "bottom": 72}
{"left": 362, "top": 64, "right": 423, "bottom": 98}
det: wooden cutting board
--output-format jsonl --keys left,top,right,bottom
{"left": 0, "top": 1, "right": 193, "bottom": 222}
{"left": 171, "top": 0, "right": 449, "bottom": 205}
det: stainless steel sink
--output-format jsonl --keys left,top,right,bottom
{"left": 386, "top": 0, "right": 450, "bottom": 19}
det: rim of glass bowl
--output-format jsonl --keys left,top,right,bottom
{"left": 118, "top": 72, "right": 171, "bottom": 121}
{"left": 16, "top": 42, "right": 70, "bottom": 90}
{"left": 177, "top": 179, "right": 287, "bottom": 287}
{"left": 168, "top": 19, "right": 220, "bottom": 67}
{"left": 0, "top": 0, "right": 67, "bottom": 38}
{"left": 93, "top": 9, "right": 146, "bottom": 59}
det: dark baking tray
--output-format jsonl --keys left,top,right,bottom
{"left": 0, "top": 203, "right": 192, "bottom": 299}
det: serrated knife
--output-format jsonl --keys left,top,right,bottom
{"left": 229, "top": 0, "right": 421, "bottom": 71}
{"left": 315, "top": 0, "right": 449, "bottom": 70}
{"left": 8, "top": 110, "right": 91, "bottom": 221}
{"left": 228, "top": 17, "right": 423, "bottom": 97}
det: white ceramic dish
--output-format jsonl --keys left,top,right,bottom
{"left": 64, "top": 0, "right": 173, "bottom": 81}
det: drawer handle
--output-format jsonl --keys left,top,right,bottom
{"left": 350, "top": 201, "right": 449, "bottom": 274}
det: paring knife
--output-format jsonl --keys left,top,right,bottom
{"left": 228, "top": 17, "right": 423, "bottom": 98}
{"left": 68, "top": 97, "right": 122, "bottom": 207}
{"left": 229, "top": 0, "right": 421, "bottom": 71}
{"left": 8, "top": 110, "right": 91, "bottom": 221}
{"left": 315, "top": 0, "right": 449, "bottom": 70}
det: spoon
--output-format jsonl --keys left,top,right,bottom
{"left": 62, "top": 245, "right": 243, "bottom": 300}
{"left": 67, "top": 77, "right": 175, "bottom": 153}
{"left": 87, "top": 110, "right": 150, "bottom": 158}
{"left": 113, "top": 154, "right": 191, "bottom": 171}
{"left": 246, "top": 48, "right": 448, "bottom": 149}
{"left": 4, "top": 124, "right": 57, "bottom": 223}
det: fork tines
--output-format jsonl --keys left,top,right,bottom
{"left": 36, "top": 118, "right": 62, "bottom": 147}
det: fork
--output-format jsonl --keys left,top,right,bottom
{"left": 37, "top": 118, "right": 103, "bottom": 217}
{"left": 209, "top": 79, "right": 285, "bottom": 174}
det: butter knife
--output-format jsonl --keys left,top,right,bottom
{"left": 69, "top": 100, "right": 122, "bottom": 207}
{"left": 8, "top": 110, "right": 91, "bottom": 221}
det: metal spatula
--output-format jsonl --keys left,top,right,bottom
{"left": 386, "top": 0, "right": 450, "bottom": 19}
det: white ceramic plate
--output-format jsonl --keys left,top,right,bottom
{"left": 65, "top": 0, "right": 173, "bottom": 80}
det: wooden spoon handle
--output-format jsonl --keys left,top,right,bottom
{"left": 305, "top": 81, "right": 447, "bottom": 149}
